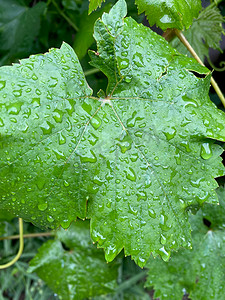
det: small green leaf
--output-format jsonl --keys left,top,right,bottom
{"left": 135, "top": 0, "right": 202, "bottom": 30}
{"left": 171, "top": 4, "right": 225, "bottom": 61}
{"left": 145, "top": 186, "right": 225, "bottom": 299}
{"left": 28, "top": 220, "right": 120, "bottom": 300}
{"left": 89, "top": 0, "right": 105, "bottom": 13}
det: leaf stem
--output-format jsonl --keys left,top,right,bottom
{"left": 174, "top": 29, "right": 225, "bottom": 108}
{"left": 115, "top": 270, "right": 148, "bottom": 292}
{"left": 0, "top": 218, "right": 24, "bottom": 269}
{"left": 84, "top": 68, "right": 100, "bottom": 76}
{"left": 0, "top": 231, "right": 54, "bottom": 241}
{"left": 51, "top": 0, "right": 79, "bottom": 32}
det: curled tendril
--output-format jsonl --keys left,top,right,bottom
{"left": 0, "top": 218, "right": 24, "bottom": 269}
{"left": 208, "top": 57, "right": 225, "bottom": 72}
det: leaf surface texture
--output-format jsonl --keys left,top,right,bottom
{"left": 28, "top": 220, "right": 119, "bottom": 300}
{"left": 145, "top": 186, "right": 225, "bottom": 300}
{"left": 171, "top": 4, "right": 225, "bottom": 61}
{"left": 0, "top": 0, "right": 225, "bottom": 266}
{"left": 135, "top": 0, "right": 201, "bottom": 30}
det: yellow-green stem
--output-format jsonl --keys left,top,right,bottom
{"left": 0, "top": 218, "right": 24, "bottom": 269}
{"left": 0, "top": 231, "right": 53, "bottom": 241}
{"left": 175, "top": 29, "right": 225, "bottom": 108}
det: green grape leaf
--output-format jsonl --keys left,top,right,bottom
{"left": 171, "top": 4, "right": 225, "bottom": 62}
{"left": 135, "top": 0, "right": 202, "bottom": 30}
{"left": 89, "top": 0, "right": 105, "bottom": 13}
{"left": 28, "top": 220, "right": 120, "bottom": 300}
{"left": 1, "top": 0, "right": 225, "bottom": 267}
{"left": 0, "top": 0, "right": 46, "bottom": 65}
{"left": 145, "top": 186, "right": 225, "bottom": 300}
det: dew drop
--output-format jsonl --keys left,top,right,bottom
{"left": 130, "top": 153, "right": 138, "bottom": 162}
{"left": 163, "top": 127, "right": 176, "bottom": 140}
{"left": 0, "top": 80, "right": 6, "bottom": 91}
{"left": 133, "top": 53, "right": 144, "bottom": 68}
{"left": 160, "top": 234, "right": 167, "bottom": 245}
{"left": 35, "top": 89, "right": 42, "bottom": 95}
{"left": 13, "top": 90, "right": 22, "bottom": 97}
{"left": 90, "top": 116, "right": 102, "bottom": 130}
{"left": 53, "top": 109, "right": 63, "bottom": 123}
{"left": 64, "top": 180, "right": 70, "bottom": 187}
{"left": 40, "top": 121, "right": 55, "bottom": 135}
{"left": 118, "top": 134, "right": 133, "bottom": 153}
{"left": 47, "top": 215, "right": 54, "bottom": 223}
{"left": 38, "top": 203, "right": 48, "bottom": 211}
{"left": 32, "top": 97, "right": 41, "bottom": 107}
{"left": 32, "top": 74, "right": 38, "bottom": 80}
{"left": 120, "top": 59, "right": 129, "bottom": 69}
{"left": 125, "top": 167, "right": 136, "bottom": 182}
{"left": 121, "top": 51, "right": 128, "bottom": 57}
{"left": 0, "top": 117, "right": 4, "bottom": 127}
{"left": 174, "top": 152, "right": 181, "bottom": 165}
{"left": 80, "top": 150, "right": 97, "bottom": 163}
{"left": 124, "top": 75, "right": 132, "bottom": 83}
{"left": 58, "top": 132, "right": 66, "bottom": 145}
{"left": 180, "top": 141, "right": 191, "bottom": 152}
{"left": 158, "top": 246, "right": 171, "bottom": 262}
{"left": 134, "top": 131, "right": 143, "bottom": 138}
{"left": 200, "top": 143, "right": 212, "bottom": 160}
{"left": 7, "top": 103, "right": 22, "bottom": 115}
{"left": 148, "top": 208, "right": 156, "bottom": 218}
{"left": 129, "top": 204, "right": 138, "bottom": 216}
{"left": 61, "top": 219, "right": 71, "bottom": 229}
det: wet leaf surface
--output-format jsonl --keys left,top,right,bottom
{"left": 0, "top": 0, "right": 225, "bottom": 266}
{"left": 28, "top": 220, "right": 120, "bottom": 300}
{"left": 171, "top": 4, "right": 225, "bottom": 62}
{"left": 145, "top": 186, "right": 225, "bottom": 300}
{"left": 135, "top": 0, "right": 202, "bottom": 30}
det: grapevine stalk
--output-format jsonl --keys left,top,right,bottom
{"left": 175, "top": 29, "right": 225, "bottom": 108}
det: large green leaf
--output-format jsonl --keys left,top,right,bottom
{"left": 0, "top": 0, "right": 46, "bottom": 65}
{"left": 0, "top": 0, "right": 225, "bottom": 267}
{"left": 135, "top": 0, "right": 202, "bottom": 30}
{"left": 171, "top": 4, "right": 225, "bottom": 62}
{"left": 145, "top": 186, "right": 225, "bottom": 300}
{"left": 28, "top": 220, "right": 120, "bottom": 300}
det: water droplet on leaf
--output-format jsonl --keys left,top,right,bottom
{"left": 201, "top": 143, "right": 213, "bottom": 160}
{"left": 38, "top": 203, "right": 48, "bottom": 211}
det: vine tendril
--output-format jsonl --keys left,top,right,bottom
{"left": 0, "top": 218, "right": 24, "bottom": 269}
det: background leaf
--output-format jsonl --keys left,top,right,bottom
{"left": 145, "top": 185, "right": 225, "bottom": 300}
{"left": 171, "top": 4, "right": 225, "bottom": 62}
{"left": 28, "top": 220, "right": 120, "bottom": 300}
{"left": 135, "top": 0, "right": 202, "bottom": 30}
{"left": 0, "top": 0, "right": 46, "bottom": 65}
